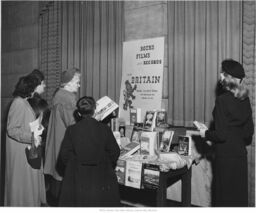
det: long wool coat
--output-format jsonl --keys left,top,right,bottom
{"left": 205, "top": 91, "right": 254, "bottom": 207}
{"left": 4, "top": 97, "right": 46, "bottom": 206}
{"left": 44, "top": 89, "right": 76, "bottom": 181}
{"left": 58, "top": 117, "right": 121, "bottom": 207}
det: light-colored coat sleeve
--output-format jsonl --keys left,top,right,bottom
{"left": 58, "top": 104, "right": 75, "bottom": 128}
{"left": 7, "top": 98, "right": 33, "bottom": 144}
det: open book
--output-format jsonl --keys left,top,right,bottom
{"left": 120, "top": 141, "right": 140, "bottom": 159}
{"left": 94, "top": 96, "right": 118, "bottom": 121}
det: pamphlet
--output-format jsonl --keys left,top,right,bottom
{"left": 94, "top": 96, "right": 118, "bottom": 121}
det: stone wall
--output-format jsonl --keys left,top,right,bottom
{"left": 0, "top": 1, "right": 40, "bottom": 204}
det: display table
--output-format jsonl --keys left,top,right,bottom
{"left": 156, "top": 166, "right": 191, "bottom": 207}
{"left": 117, "top": 153, "right": 193, "bottom": 207}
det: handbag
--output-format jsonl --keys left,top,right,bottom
{"left": 25, "top": 132, "right": 42, "bottom": 169}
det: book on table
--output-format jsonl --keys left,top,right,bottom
{"left": 125, "top": 125, "right": 134, "bottom": 140}
{"left": 155, "top": 110, "right": 168, "bottom": 128}
{"left": 143, "top": 110, "right": 157, "bottom": 131}
{"left": 115, "top": 158, "right": 126, "bottom": 185}
{"left": 140, "top": 131, "right": 157, "bottom": 156}
{"left": 130, "top": 127, "right": 141, "bottom": 143}
{"left": 125, "top": 160, "right": 143, "bottom": 189}
{"left": 177, "top": 135, "right": 192, "bottom": 156}
{"left": 158, "top": 130, "right": 174, "bottom": 153}
{"left": 142, "top": 163, "right": 160, "bottom": 189}
{"left": 120, "top": 141, "right": 140, "bottom": 158}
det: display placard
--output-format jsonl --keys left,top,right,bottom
{"left": 119, "top": 37, "right": 164, "bottom": 124}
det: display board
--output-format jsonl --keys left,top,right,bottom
{"left": 119, "top": 37, "right": 164, "bottom": 124}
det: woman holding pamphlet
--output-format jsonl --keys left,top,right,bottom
{"left": 198, "top": 59, "right": 254, "bottom": 207}
{"left": 5, "top": 72, "right": 46, "bottom": 206}
{"left": 58, "top": 96, "right": 120, "bottom": 207}
{"left": 27, "top": 69, "right": 50, "bottom": 156}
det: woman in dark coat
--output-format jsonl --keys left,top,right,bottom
{"left": 199, "top": 59, "right": 254, "bottom": 207}
{"left": 58, "top": 96, "right": 121, "bottom": 207}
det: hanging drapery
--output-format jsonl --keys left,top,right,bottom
{"left": 61, "top": 1, "right": 124, "bottom": 101}
{"left": 39, "top": 1, "right": 124, "bottom": 102}
{"left": 242, "top": 1, "right": 255, "bottom": 207}
{"left": 167, "top": 0, "right": 254, "bottom": 207}
{"left": 167, "top": 1, "right": 242, "bottom": 127}
{"left": 39, "top": 1, "right": 62, "bottom": 103}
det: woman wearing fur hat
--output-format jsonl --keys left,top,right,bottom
{"left": 199, "top": 59, "right": 254, "bottom": 207}
{"left": 44, "top": 67, "right": 81, "bottom": 205}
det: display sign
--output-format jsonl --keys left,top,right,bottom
{"left": 119, "top": 37, "right": 164, "bottom": 124}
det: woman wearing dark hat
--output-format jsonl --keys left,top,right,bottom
{"left": 44, "top": 67, "right": 81, "bottom": 205}
{"left": 199, "top": 59, "right": 254, "bottom": 207}
{"left": 58, "top": 96, "right": 120, "bottom": 207}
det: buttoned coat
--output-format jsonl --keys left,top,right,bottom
{"left": 205, "top": 91, "right": 254, "bottom": 207}
{"left": 44, "top": 88, "right": 76, "bottom": 181}
{"left": 58, "top": 116, "right": 120, "bottom": 207}
{"left": 5, "top": 97, "right": 46, "bottom": 206}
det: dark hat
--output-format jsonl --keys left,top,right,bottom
{"left": 61, "top": 67, "right": 80, "bottom": 84}
{"left": 221, "top": 59, "right": 245, "bottom": 79}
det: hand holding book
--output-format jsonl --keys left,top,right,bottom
{"left": 193, "top": 121, "right": 212, "bottom": 145}
{"left": 193, "top": 121, "right": 208, "bottom": 137}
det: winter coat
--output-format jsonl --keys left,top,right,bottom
{"left": 44, "top": 88, "right": 76, "bottom": 181}
{"left": 4, "top": 97, "right": 46, "bottom": 206}
{"left": 58, "top": 116, "right": 121, "bottom": 207}
{"left": 205, "top": 91, "right": 254, "bottom": 207}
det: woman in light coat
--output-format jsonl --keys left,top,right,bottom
{"left": 5, "top": 73, "right": 46, "bottom": 206}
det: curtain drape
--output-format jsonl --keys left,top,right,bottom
{"left": 61, "top": 1, "right": 124, "bottom": 102}
{"left": 167, "top": 0, "right": 254, "bottom": 206}
{"left": 39, "top": 1, "right": 62, "bottom": 103}
{"left": 167, "top": 1, "right": 242, "bottom": 127}
{"left": 243, "top": 1, "right": 255, "bottom": 207}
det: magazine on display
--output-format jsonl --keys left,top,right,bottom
{"left": 125, "top": 125, "right": 134, "bottom": 140}
{"left": 159, "top": 130, "right": 174, "bottom": 153}
{"left": 131, "top": 128, "right": 141, "bottom": 143}
{"left": 177, "top": 135, "right": 192, "bottom": 156}
{"left": 142, "top": 163, "right": 160, "bottom": 189}
{"left": 143, "top": 111, "right": 157, "bottom": 131}
{"left": 115, "top": 159, "right": 126, "bottom": 185}
{"left": 94, "top": 96, "right": 118, "bottom": 121}
{"left": 125, "top": 160, "right": 143, "bottom": 189}
{"left": 140, "top": 131, "right": 157, "bottom": 156}
{"left": 155, "top": 110, "right": 167, "bottom": 127}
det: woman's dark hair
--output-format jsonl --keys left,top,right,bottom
{"left": 30, "top": 69, "right": 45, "bottom": 82}
{"left": 12, "top": 75, "right": 39, "bottom": 98}
{"left": 74, "top": 96, "right": 96, "bottom": 122}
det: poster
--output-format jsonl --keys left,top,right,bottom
{"left": 119, "top": 37, "right": 164, "bottom": 124}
